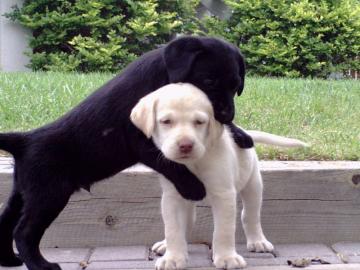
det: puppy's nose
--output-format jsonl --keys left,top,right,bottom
{"left": 178, "top": 139, "right": 194, "bottom": 154}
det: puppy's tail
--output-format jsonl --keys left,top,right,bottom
{"left": 246, "top": 130, "right": 309, "bottom": 148}
{"left": 0, "top": 132, "right": 27, "bottom": 157}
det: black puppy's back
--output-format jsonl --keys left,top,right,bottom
{"left": 1, "top": 47, "right": 169, "bottom": 188}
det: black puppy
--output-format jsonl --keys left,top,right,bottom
{"left": 0, "top": 36, "right": 253, "bottom": 270}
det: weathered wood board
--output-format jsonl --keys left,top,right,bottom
{"left": 0, "top": 158, "right": 359, "bottom": 248}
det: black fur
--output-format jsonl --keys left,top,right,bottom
{"left": 0, "top": 36, "right": 253, "bottom": 270}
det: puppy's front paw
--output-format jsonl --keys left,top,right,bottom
{"left": 247, "top": 239, "right": 274, "bottom": 253}
{"left": 0, "top": 254, "right": 23, "bottom": 267}
{"left": 155, "top": 252, "right": 187, "bottom": 270}
{"left": 175, "top": 180, "right": 206, "bottom": 201}
{"left": 152, "top": 239, "right": 167, "bottom": 255}
{"left": 229, "top": 125, "right": 254, "bottom": 149}
{"left": 213, "top": 253, "right": 246, "bottom": 269}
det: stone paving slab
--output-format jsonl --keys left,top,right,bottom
{"left": 4, "top": 244, "right": 360, "bottom": 270}
{"left": 236, "top": 245, "right": 275, "bottom": 259}
{"left": 86, "top": 260, "right": 155, "bottom": 269}
{"left": 42, "top": 248, "right": 90, "bottom": 263}
{"left": 332, "top": 242, "right": 360, "bottom": 263}
{"left": 246, "top": 265, "right": 360, "bottom": 270}
{"left": 89, "top": 246, "right": 148, "bottom": 262}
{"left": 0, "top": 263, "right": 80, "bottom": 270}
{"left": 185, "top": 244, "right": 212, "bottom": 268}
{"left": 84, "top": 264, "right": 360, "bottom": 270}
{"left": 235, "top": 265, "right": 360, "bottom": 270}
{"left": 236, "top": 243, "right": 344, "bottom": 266}
{"left": 235, "top": 245, "right": 278, "bottom": 267}
{"left": 150, "top": 244, "right": 212, "bottom": 268}
{"left": 274, "top": 243, "right": 337, "bottom": 257}
{"left": 1, "top": 248, "right": 89, "bottom": 270}
{"left": 244, "top": 258, "right": 281, "bottom": 267}
{"left": 274, "top": 243, "right": 342, "bottom": 264}
{"left": 188, "top": 244, "right": 210, "bottom": 257}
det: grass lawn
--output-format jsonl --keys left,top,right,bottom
{"left": 0, "top": 72, "right": 359, "bottom": 160}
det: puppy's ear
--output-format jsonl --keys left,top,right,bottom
{"left": 207, "top": 115, "right": 224, "bottom": 144}
{"left": 163, "top": 36, "right": 203, "bottom": 82}
{"left": 130, "top": 93, "right": 158, "bottom": 138}
{"left": 237, "top": 52, "right": 246, "bottom": 96}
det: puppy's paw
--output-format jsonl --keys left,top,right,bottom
{"left": 228, "top": 125, "right": 254, "bottom": 149}
{"left": 46, "top": 262, "right": 62, "bottom": 270}
{"left": 152, "top": 239, "right": 167, "bottom": 255}
{"left": 0, "top": 254, "right": 23, "bottom": 267}
{"left": 175, "top": 180, "right": 206, "bottom": 201}
{"left": 247, "top": 239, "right": 274, "bottom": 253}
{"left": 213, "top": 253, "right": 246, "bottom": 269}
{"left": 32, "top": 262, "right": 62, "bottom": 270}
{"left": 155, "top": 252, "right": 187, "bottom": 270}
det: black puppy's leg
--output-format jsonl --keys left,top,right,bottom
{"left": 138, "top": 140, "right": 206, "bottom": 201}
{"left": 227, "top": 122, "right": 254, "bottom": 148}
{"left": 14, "top": 188, "right": 72, "bottom": 270}
{"left": 0, "top": 190, "right": 24, "bottom": 266}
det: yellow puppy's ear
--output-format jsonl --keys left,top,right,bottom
{"left": 130, "top": 93, "right": 158, "bottom": 138}
{"left": 207, "top": 115, "right": 224, "bottom": 144}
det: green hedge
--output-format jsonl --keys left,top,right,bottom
{"left": 6, "top": 0, "right": 200, "bottom": 72}
{"left": 6, "top": 0, "right": 360, "bottom": 77}
{"left": 203, "top": 0, "right": 360, "bottom": 77}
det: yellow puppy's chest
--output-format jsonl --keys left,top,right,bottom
{"left": 189, "top": 131, "right": 240, "bottom": 193}
{"left": 189, "top": 130, "right": 256, "bottom": 195}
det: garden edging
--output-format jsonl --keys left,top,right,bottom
{"left": 0, "top": 157, "right": 359, "bottom": 248}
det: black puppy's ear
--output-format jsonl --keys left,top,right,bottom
{"left": 163, "top": 36, "right": 203, "bottom": 82}
{"left": 237, "top": 52, "right": 246, "bottom": 96}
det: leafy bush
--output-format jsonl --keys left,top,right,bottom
{"left": 203, "top": 0, "right": 360, "bottom": 77}
{"left": 7, "top": 0, "right": 200, "bottom": 72}
{"left": 6, "top": 0, "right": 359, "bottom": 77}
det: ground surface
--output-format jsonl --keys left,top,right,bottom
{"left": 1, "top": 243, "right": 360, "bottom": 270}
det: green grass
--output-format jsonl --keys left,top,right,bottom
{"left": 236, "top": 77, "right": 360, "bottom": 161}
{"left": 0, "top": 72, "right": 112, "bottom": 131}
{"left": 0, "top": 72, "right": 359, "bottom": 160}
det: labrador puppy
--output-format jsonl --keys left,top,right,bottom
{"left": 131, "top": 83, "right": 307, "bottom": 270}
{"left": 0, "top": 36, "right": 253, "bottom": 270}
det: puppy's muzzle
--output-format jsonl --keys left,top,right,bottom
{"left": 178, "top": 138, "right": 194, "bottom": 154}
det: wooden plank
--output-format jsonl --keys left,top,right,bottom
{"left": 0, "top": 159, "right": 360, "bottom": 247}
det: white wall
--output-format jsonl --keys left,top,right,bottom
{"left": 0, "top": 0, "right": 30, "bottom": 71}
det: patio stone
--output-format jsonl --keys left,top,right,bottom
{"left": 332, "top": 242, "right": 360, "bottom": 263}
{"left": 89, "top": 246, "right": 148, "bottom": 262}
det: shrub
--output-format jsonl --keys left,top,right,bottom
{"left": 6, "top": 0, "right": 200, "bottom": 72}
{"left": 203, "top": 0, "right": 360, "bottom": 77}
{"left": 7, "top": 0, "right": 359, "bottom": 77}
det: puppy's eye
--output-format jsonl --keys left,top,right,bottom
{"left": 160, "top": 119, "right": 172, "bottom": 125}
{"left": 194, "top": 120, "right": 205, "bottom": 126}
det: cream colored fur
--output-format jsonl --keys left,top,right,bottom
{"left": 130, "top": 83, "right": 307, "bottom": 270}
